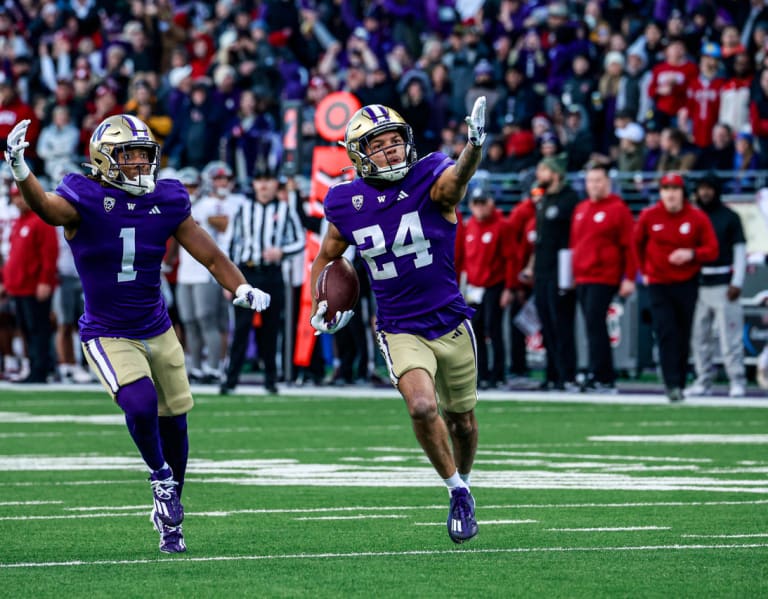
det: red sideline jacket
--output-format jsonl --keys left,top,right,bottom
{"left": 633, "top": 201, "right": 718, "bottom": 284}
{"left": 570, "top": 194, "right": 637, "bottom": 286}
{"left": 505, "top": 198, "right": 536, "bottom": 289}
{"left": 462, "top": 208, "right": 508, "bottom": 288}
{"left": 3, "top": 210, "right": 58, "bottom": 296}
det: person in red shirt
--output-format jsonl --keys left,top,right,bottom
{"left": 680, "top": 43, "right": 725, "bottom": 149}
{"left": 647, "top": 39, "right": 698, "bottom": 128}
{"left": 502, "top": 189, "right": 538, "bottom": 383}
{"left": 460, "top": 188, "right": 508, "bottom": 389}
{"left": 570, "top": 164, "right": 636, "bottom": 392}
{"left": 0, "top": 81, "right": 39, "bottom": 158}
{"left": 1, "top": 184, "right": 58, "bottom": 383}
{"left": 633, "top": 172, "right": 718, "bottom": 402}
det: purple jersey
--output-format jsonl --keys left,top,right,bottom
{"left": 55, "top": 174, "right": 191, "bottom": 341}
{"left": 324, "top": 152, "right": 473, "bottom": 339}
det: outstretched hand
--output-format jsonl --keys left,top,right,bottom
{"left": 5, "top": 119, "right": 31, "bottom": 181}
{"left": 232, "top": 284, "right": 271, "bottom": 311}
{"left": 465, "top": 96, "right": 486, "bottom": 147}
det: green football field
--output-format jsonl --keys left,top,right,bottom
{"left": 0, "top": 385, "right": 766, "bottom": 598}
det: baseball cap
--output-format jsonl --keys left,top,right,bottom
{"left": 615, "top": 122, "right": 645, "bottom": 143}
{"left": 659, "top": 172, "right": 684, "bottom": 188}
{"left": 470, "top": 187, "right": 490, "bottom": 202}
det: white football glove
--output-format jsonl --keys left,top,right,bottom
{"left": 5, "top": 119, "right": 31, "bottom": 181}
{"left": 465, "top": 95, "right": 487, "bottom": 147}
{"left": 233, "top": 284, "right": 271, "bottom": 311}
{"left": 310, "top": 300, "right": 354, "bottom": 335}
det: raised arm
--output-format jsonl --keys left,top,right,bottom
{"left": 430, "top": 96, "right": 486, "bottom": 214}
{"left": 6, "top": 120, "right": 80, "bottom": 229}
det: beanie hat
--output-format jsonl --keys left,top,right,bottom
{"left": 539, "top": 153, "right": 568, "bottom": 177}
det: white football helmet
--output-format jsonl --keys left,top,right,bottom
{"left": 343, "top": 104, "right": 417, "bottom": 182}
{"left": 88, "top": 114, "right": 160, "bottom": 196}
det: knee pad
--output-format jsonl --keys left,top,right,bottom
{"left": 116, "top": 377, "right": 158, "bottom": 420}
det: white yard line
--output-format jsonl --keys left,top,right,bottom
{"left": 681, "top": 533, "right": 768, "bottom": 538}
{"left": 293, "top": 515, "right": 407, "bottom": 521}
{"left": 546, "top": 526, "right": 671, "bottom": 532}
{"left": 415, "top": 519, "right": 537, "bottom": 526}
{"left": 1, "top": 543, "right": 766, "bottom": 569}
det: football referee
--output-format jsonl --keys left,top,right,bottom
{"left": 220, "top": 165, "right": 305, "bottom": 394}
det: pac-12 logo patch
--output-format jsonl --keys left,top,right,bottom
{"left": 352, "top": 194, "right": 363, "bottom": 211}
{"left": 103, "top": 196, "right": 116, "bottom": 212}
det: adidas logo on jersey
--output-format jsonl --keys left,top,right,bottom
{"left": 149, "top": 206, "right": 161, "bottom": 215}
{"left": 397, "top": 190, "right": 409, "bottom": 201}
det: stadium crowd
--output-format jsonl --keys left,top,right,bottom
{"left": 0, "top": 0, "right": 767, "bottom": 397}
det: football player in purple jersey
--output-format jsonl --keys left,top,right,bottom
{"left": 310, "top": 97, "right": 487, "bottom": 544}
{"left": 4, "top": 115, "right": 270, "bottom": 553}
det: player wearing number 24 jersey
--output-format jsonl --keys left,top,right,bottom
{"left": 3, "top": 114, "right": 270, "bottom": 553}
{"left": 310, "top": 99, "right": 488, "bottom": 544}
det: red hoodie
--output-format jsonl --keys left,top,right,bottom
{"left": 634, "top": 201, "right": 718, "bottom": 284}
{"left": 3, "top": 209, "right": 58, "bottom": 296}
{"left": 462, "top": 208, "right": 508, "bottom": 288}
{"left": 570, "top": 194, "right": 637, "bottom": 286}
{"left": 505, "top": 200, "right": 536, "bottom": 290}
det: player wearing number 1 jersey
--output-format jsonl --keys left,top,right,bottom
{"left": 4, "top": 114, "right": 271, "bottom": 553}
{"left": 310, "top": 99, "right": 487, "bottom": 544}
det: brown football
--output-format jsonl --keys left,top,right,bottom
{"left": 315, "top": 257, "right": 360, "bottom": 322}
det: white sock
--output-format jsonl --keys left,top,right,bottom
{"left": 459, "top": 472, "right": 471, "bottom": 486}
{"left": 443, "top": 471, "right": 468, "bottom": 492}
{"left": 150, "top": 462, "right": 171, "bottom": 475}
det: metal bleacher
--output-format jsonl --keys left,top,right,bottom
{"left": 472, "top": 169, "right": 768, "bottom": 215}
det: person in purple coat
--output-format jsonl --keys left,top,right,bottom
{"left": 4, "top": 114, "right": 270, "bottom": 554}
{"left": 309, "top": 98, "right": 487, "bottom": 545}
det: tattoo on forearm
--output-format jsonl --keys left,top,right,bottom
{"left": 455, "top": 143, "right": 483, "bottom": 182}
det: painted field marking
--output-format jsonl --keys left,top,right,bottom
{"left": 681, "top": 533, "right": 768, "bottom": 538}
{"left": 415, "top": 519, "right": 537, "bottom": 526}
{"left": 2, "top": 543, "right": 767, "bottom": 569}
{"left": 293, "top": 515, "right": 407, "bottom": 521}
{"left": 589, "top": 435, "right": 768, "bottom": 444}
{"left": 0, "top": 501, "right": 62, "bottom": 506}
{"left": 546, "top": 526, "right": 671, "bottom": 532}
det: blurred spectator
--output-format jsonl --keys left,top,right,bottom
{"left": 479, "top": 137, "right": 510, "bottom": 173}
{"left": 465, "top": 59, "right": 502, "bottom": 122}
{"left": 695, "top": 123, "right": 735, "bottom": 171}
{"left": 616, "top": 122, "right": 646, "bottom": 172}
{"left": 397, "top": 70, "right": 439, "bottom": 155}
{"left": 719, "top": 52, "right": 754, "bottom": 135}
{"left": 3, "top": 184, "right": 58, "bottom": 383}
{"left": 220, "top": 88, "right": 282, "bottom": 191}
{"left": 491, "top": 65, "right": 537, "bottom": 133}
{"left": 687, "top": 175, "right": 747, "bottom": 398}
{"left": 740, "top": 1, "right": 768, "bottom": 52}
{"left": 37, "top": 106, "right": 79, "bottom": 181}
{"left": 460, "top": 188, "right": 508, "bottom": 389}
{"left": 507, "top": 28, "right": 548, "bottom": 98}
{"left": 562, "top": 104, "right": 594, "bottom": 171}
{"left": 720, "top": 25, "right": 747, "bottom": 75}
{"left": 532, "top": 153, "right": 579, "bottom": 391}
{"left": 618, "top": 48, "right": 653, "bottom": 123}
{"left": 642, "top": 118, "right": 663, "bottom": 171}
{"left": 657, "top": 127, "right": 698, "bottom": 172}
{"left": 648, "top": 39, "right": 698, "bottom": 128}
{"left": 79, "top": 82, "right": 123, "bottom": 154}
{"left": 561, "top": 53, "right": 595, "bottom": 119}
{"left": 627, "top": 21, "right": 665, "bottom": 71}
{"left": 0, "top": 81, "right": 39, "bottom": 156}
{"left": 679, "top": 43, "right": 724, "bottom": 150}
{"left": 749, "top": 67, "right": 768, "bottom": 168}
{"left": 164, "top": 81, "right": 221, "bottom": 170}
{"left": 730, "top": 130, "right": 760, "bottom": 192}
{"left": 52, "top": 225, "right": 90, "bottom": 384}
{"left": 633, "top": 172, "right": 719, "bottom": 402}
{"left": 594, "top": 51, "right": 626, "bottom": 153}
{"left": 570, "top": 164, "right": 636, "bottom": 392}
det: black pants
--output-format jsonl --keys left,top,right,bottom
{"left": 534, "top": 279, "right": 576, "bottom": 385}
{"left": 648, "top": 278, "right": 699, "bottom": 390}
{"left": 224, "top": 264, "right": 284, "bottom": 388}
{"left": 577, "top": 283, "right": 618, "bottom": 384}
{"left": 471, "top": 282, "right": 505, "bottom": 385}
{"left": 12, "top": 295, "right": 53, "bottom": 381}
{"left": 507, "top": 288, "right": 531, "bottom": 376}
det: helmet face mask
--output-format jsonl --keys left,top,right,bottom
{"left": 344, "top": 105, "right": 417, "bottom": 183}
{"left": 89, "top": 115, "right": 160, "bottom": 196}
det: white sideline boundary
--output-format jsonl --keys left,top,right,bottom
{"left": 1, "top": 381, "right": 767, "bottom": 408}
{"left": 2, "top": 543, "right": 766, "bottom": 569}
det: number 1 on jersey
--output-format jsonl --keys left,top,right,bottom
{"left": 118, "top": 227, "right": 137, "bottom": 282}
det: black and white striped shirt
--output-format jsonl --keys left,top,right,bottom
{"left": 229, "top": 195, "right": 305, "bottom": 266}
